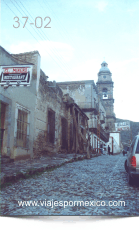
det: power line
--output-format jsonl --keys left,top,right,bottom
{"left": 2, "top": 0, "right": 72, "bottom": 78}
{"left": 2, "top": 1, "right": 40, "bottom": 44}
{"left": 38, "top": 0, "right": 74, "bottom": 44}
{"left": 11, "top": 0, "right": 71, "bottom": 74}
{"left": 18, "top": 0, "right": 72, "bottom": 73}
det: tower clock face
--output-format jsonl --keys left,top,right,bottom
{"left": 103, "top": 76, "right": 106, "bottom": 79}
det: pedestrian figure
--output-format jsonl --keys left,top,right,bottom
{"left": 108, "top": 145, "right": 110, "bottom": 155}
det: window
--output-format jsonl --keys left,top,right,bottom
{"left": 48, "top": 109, "right": 55, "bottom": 144}
{"left": 129, "top": 137, "right": 136, "bottom": 154}
{"left": 136, "top": 139, "right": 139, "bottom": 153}
{"left": 102, "top": 88, "right": 108, "bottom": 99}
{"left": 16, "top": 108, "right": 29, "bottom": 148}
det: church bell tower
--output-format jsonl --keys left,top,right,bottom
{"left": 97, "top": 61, "right": 116, "bottom": 132}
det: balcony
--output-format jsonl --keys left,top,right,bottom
{"left": 88, "top": 118, "right": 97, "bottom": 136}
{"left": 88, "top": 119, "right": 109, "bottom": 142}
{"left": 88, "top": 119, "right": 97, "bottom": 130}
{"left": 77, "top": 102, "right": 99, "bottom": 115}
{"left": 100, "top": 126, "right": 109, "bottom": 142}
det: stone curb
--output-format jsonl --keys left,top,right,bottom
{"left": 1, "top": 154, "right": 99, "bottom": 186}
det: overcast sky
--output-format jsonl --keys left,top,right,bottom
{"left": 1, "top": 0, "right": 139, "bottom": 122}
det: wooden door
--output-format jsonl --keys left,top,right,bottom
{"left": 0, "top": 102, "right": 6, "bottom": 151}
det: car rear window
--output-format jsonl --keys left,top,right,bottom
{"left": 130, "top": 137, "right": 136, "bottom": 153}
{"left": 135, "top": 140, "right": 139, "bottom": 153}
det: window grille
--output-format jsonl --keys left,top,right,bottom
{"left": 16, "top": 109, "right": 29, "bottom": 148}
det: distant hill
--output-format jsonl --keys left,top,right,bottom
{"left": 116, "top": 118, "right": 139, "bottom": 148}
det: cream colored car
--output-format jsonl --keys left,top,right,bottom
{"left": 124, "top": 135, "right": 139, "bottom": 185}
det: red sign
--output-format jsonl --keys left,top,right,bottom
{"left": 3, "top": 67, "right": 28, "bottom": 74}
{"left": 117, "top": 127, "right": 130, "bottom": 131}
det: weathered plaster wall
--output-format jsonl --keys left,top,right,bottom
{"left": 0, "top": 48, "right": 40, "bottom": 160}
{"left": 0, "top": 85, "right": 37, "bottom": 160}
{"left": 34, "top": 76, "right": 69, "bottom": 156}
{"left": 57, "top": 80, "right": 98, "bottom": 109}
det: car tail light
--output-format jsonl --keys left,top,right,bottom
{"left": 131, "top": 156, "right": 136, "bottom": 167}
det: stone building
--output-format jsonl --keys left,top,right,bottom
{"left": 96, "top": 61, "right": 116, "bottom": 132}
{"left": 0, "top": 46, "right": 89, "bottom": 161}
{"left": 57, "top": 80, "right": 109, "bottom": 152}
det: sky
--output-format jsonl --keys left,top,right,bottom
{"left": 0, "top": 0, "right": 139, "bottom": 122}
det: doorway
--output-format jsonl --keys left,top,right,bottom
{"left": 61, "top": 117, "right": 68, "bottom": 150}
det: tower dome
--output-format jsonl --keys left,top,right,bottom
{"left": 99, "top": 61, "right": 110, "bottom": 73}
{"left": 98, "top": 61, "right": 112, "bottom": 80}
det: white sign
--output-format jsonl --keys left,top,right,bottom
{"left": 115, "top": 121, "right": 130, "bottom": 131}
{"left": 0, "top": 65, "right": 32, "bottom": 86}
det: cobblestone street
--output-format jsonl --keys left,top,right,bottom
{"left": 1, "top": 153, "right": 139, "bottom": 216}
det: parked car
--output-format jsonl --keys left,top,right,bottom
{"left": 124, "top": 135, "right": 139, "bottom": 185}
